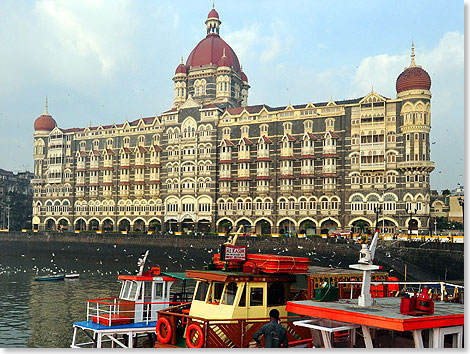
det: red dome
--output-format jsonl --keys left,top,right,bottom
{"left": 34, "top": 114, "right": 56, "bottom": 131}
{"left": 241, "top": 71, "right": 248, "bottom": 82}
{"left": 396, "top": 66, "right": 431, "bottom": 93}
{"left": 175, "top": 62, "right": 187, "bottom": 75}
{"left": 186, "top": 33, "right": 241, "bottom": 73}
{"left": 208, "top": 8, "right": 219, "bottom": 19}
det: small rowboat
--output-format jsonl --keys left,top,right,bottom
{"left": 65, "top": 274, "right": 80, "bottom": 279}
{"left": 35, "top": 274, "right": 65, "bottom": 281}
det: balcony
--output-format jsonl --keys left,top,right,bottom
{"left": 182, "top": 154, "right": 195, "bottom": 161}
{"left": 322, "top": 146, "right": 336, "bottom": 155}
{"left": 219, "top": 187, "right": 231, "bottom": 194}
{"left": 77, "top": 162, "right": 86, "bottom": 170}
{"left": 301, "top": 184, "right": 314, "bottom": 193}
{"left": 280, "top": 167, "right": 293, "bottom": 175}
{"left": 360, "top": 162, "right": 385, "bottom": 171}
{"left": 280, "top": 185, "right": 293, "bottom": 193}
{"left": 257, "top": 151, "right": 270, "bottom": 160}
{"left": 300, "top": 148, "right": 315, "bottom": 157}
{"left": 31, "top": 178, "right": 45, "bottom": 184}
{"left": 238, "top": 186, "right": 250, "bottom": 194}
{"left": 237, "top": 170, "right": 250, "bottom": 179}
{"left": 301, "top": 168, "right": 315, "bottom": 175}
{"left": 220, "top": 152, "right": 232, "bottom": 161}
{"left": 256, "top": 168, "right": 270, "bottom": 177}
{"left": 323, "top": 184, "right": 336, "bottom": 192}
{"left": 256, "top": 186, "right": 270, "bottom": 194}
{"left": 322, "top": 166, "right": 336, "bottom": 175}
{"left": 103, "top": 161, "right": 113, "bottom": 169}
{"left": 135, "top": 189, "right": 145, "bottom": 198}
{"left": 238, "top": 152, "right": 251, "bottom": 161}
{"left": 397, "top": 161, "right": 435, "bottom": 170}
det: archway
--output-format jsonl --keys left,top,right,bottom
{"left": 197, "top": 220, "right": 211, "bottom": 234}
{"left": 182, "top": 218, "right": 195, "bottom": 233}
{"left": 57, "top": 218, "right": 69, "bottom": 231}
{"left": 148, "top": 219, "right": 161, "bottom": 232}
{"left": 102, "top": 219, "right": 114, "bottom": 232}
{"left": 89, "top": 219, "right": 99, "bottom": 231}
{"left": 75, "top": 219, "right": 86, "bottom": 231}
{"left": 165, "top": 220, "right": 178, "bottom": 233}
{"left": 378, "top": 219, "right": 397, "bottom": 234}
{"left": 236, "top": 219, "right": 252, "bottom": 233}
{"left": 299, "top": 219, "right": 316, "bottom": 235}
{"left": 351, "top": 219, "right": 371, "bottom": 234}
{"left": 408, "top": 218, "right": 418, "bottom": 235}
{"left": 278, "top": 218, "right": 296, "bottom": 236}
{"left": 118, "top": 219, "right": 130, "bottom": 232}
{"left": 320, "top": 218, "right": 339, "bottom": 234}
{"left": 217, "top": 219, "right": 233, "bottom": 234}
{"left": 133, "top": 218, "right": 146, "bottom": 232}
{"left": 45, "top": 219, "right": 56, "bottom": 231}
{"left": 255, "top": 219, "right": 272, "bottom": 235}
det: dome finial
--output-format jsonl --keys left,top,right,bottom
{"left": 44, "top": 96, "right": 49, "bottom": 115}
{"left": 212, "top": 1, "right": 215, "bottom": 9}
{"left": 181, "top": 56, "right": 184, "bottom": 64}
{"left": 410, "top": 39, "right": 416, "bottom": 67}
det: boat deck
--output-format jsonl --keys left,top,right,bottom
{"left": 73, "top": 320, "right": 157, "bottom": 332}
{"left": 287, "top": 298, "right": 464, "bottom": 332}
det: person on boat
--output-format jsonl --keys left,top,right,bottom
{"left": 252, "top": 309, "right": 288, "bottom": 348}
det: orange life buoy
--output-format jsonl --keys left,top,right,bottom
{"left": 156, "top": 317, "right": 172, "bottom": 344}
{"left": 186, "top": 323, "right": 204, "bottom": 348}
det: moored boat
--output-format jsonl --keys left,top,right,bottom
{"left": 35, "top": 274, "right": 65, "bottom": 281}
{"left": 70, "top": 251, "right": 192, "bottom": 348}
{"left": 154, "top": 227, "right": 313, "bottom": 348}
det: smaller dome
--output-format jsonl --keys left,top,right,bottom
{"left": 208, "top": 8, "right": 219, "bottom": 19}
{"left": 241, "top": 71, "right": 248, "bottom": 83}
{"left": 396, "top": 42, "right": 431, "bottom": 94}
{"left": 34, "top": 98, "right": 56, "bottom": 132}
{"left": 175, "top": 63, "right": 187, "bottom": 75}
{"left": 396, "top": 66, "right": 431, "bottom": 93}
{"left": 34, "top": 114, "right": 56, "bottom": 131}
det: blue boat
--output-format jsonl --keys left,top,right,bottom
{"left": 35, "top": 274, "right": 65, "bottom": 281}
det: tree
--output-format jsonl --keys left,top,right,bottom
{"left": 442, "top": 189, "right": 451, "bottom": 196}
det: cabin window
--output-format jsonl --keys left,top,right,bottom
{"left": 208, "top": 282, "right": 224, "bottom": 304}
{"left": 129, "top": 281, "right": 139, "bottom": 300}
{"left": 221, "top": 282, "right": 237, "bottom": 305}
{"left": 194, "top": 281, "right": 209, "bottom": 301}
{"left": 267, "top": 283, "right": 285, "bottom": 306}
{"left": 143, "top": 282, "right": 152, "bottom": 299}
{"left": 153, "top": 282, "right": 163, "bottom": 298}
{"left": 238, "top": 284, "right": 246, "bottom": 307}
{"left": 121, "top": 281, "right": 132, "bottom": 298}
{"left": 250, "top": 287, "right": 264, "bottom": 306}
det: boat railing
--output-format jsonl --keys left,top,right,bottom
{"left": 86, "top": 297, "right": 191, "bottom": 325}
{"left": 157, "top": 304, "right": 313, "bottom": 348}
{"left": 336, "top": 281, "right": 463, "bottom": 302}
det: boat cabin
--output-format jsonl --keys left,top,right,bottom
{"left": 187, "top": 270, "right": 297, "bottom": 320}
{"left": 115, "top": 267, "right": 178, "bottom": 323}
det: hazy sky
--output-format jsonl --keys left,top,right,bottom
{"left": 0, "top": 0, "right": 464, "bottom": 192}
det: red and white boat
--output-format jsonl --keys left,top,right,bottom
{"left": 71, "top": 251, "right": 191, "bottom": 348}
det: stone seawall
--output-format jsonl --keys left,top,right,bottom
{"left": 0, "top": 232, "right": 464, "bottom": 281}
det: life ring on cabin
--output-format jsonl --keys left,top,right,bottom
{"left": 186, "top": 323, "right": 204, "bottom": 348}
{"left": 156, "top": 317, "right": 172, "bottom": 344}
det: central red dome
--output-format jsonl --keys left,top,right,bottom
{"left": 186, "top": 33, "right": 241, "bottom": 73}
{"left": 396, "top": 66, "right": 431, "bottom": 93}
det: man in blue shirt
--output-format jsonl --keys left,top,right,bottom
{"left": 252, "top": 309, "right": 288, "bottom": 348}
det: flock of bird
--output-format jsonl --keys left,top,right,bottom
{"left": 0, "top": 239, "right": 353, "bottom": 278}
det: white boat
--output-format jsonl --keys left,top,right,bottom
{"left": 65, "top": 274, "right": 80, "bottom": 279}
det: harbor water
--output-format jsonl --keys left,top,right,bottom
{"left": 0, "top": 245, "right": 203, "bottom": 348}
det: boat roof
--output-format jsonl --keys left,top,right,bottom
{"left": 286, "top": 298, "right": 464, "bottom": 332}
{"left": 118, "top": 274, "right": 178, "bottom": 282}
{"left": 162, "top": 271, "right": 192, "bottom": 281}
{"left": 186, "top": 270, "right": 296, "bottom": 283}
{"left": 307, "top": 266, "right": 388, "bottom": 276}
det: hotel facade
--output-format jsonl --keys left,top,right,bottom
{"left": 32, "top": 7, "right": 434, "bottom": 235}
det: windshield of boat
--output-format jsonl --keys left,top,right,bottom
{"left": 221, "top": 282, "right": 237, "bottom": 305}
{"left": 194, "top": 281, "right": 209, "bottom": 301}
{"left": 207, "top": 282, "right": 224, "bottom": 304}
